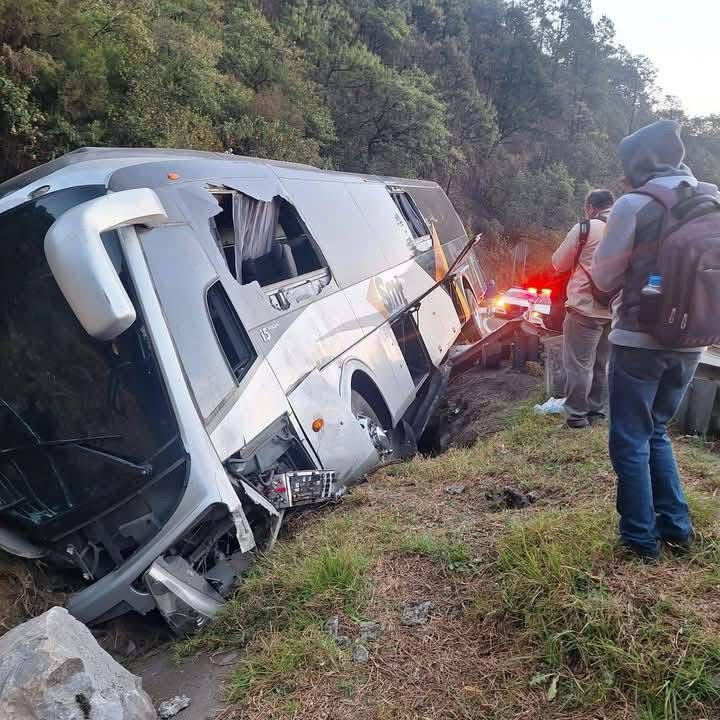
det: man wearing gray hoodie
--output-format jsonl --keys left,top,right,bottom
{"left": 592, "top": 120, "right": 719, "bottom": 561}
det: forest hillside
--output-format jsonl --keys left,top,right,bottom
{"left": 2, "top": 0, "right": 718, "bottom": 277}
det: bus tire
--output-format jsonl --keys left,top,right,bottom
{"left": 351, "top": 389, "right": 393, "bottom": 462}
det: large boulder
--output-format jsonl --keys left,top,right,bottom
{"left": 0, "top": 606, "right": 156, "bottom": 720}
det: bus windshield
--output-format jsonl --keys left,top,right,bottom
{"left": 0, "top": 187, "right": 185, "bottom": 542}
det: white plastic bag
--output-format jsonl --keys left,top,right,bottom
{"left": 534, "top": 396, "right": 566, "bottom": 415}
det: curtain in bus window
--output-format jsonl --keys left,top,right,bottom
{"left": 232, "top": 193, "right": 280, "bottom": 281}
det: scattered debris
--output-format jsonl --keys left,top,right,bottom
{"left": 336, "top": 635, "right": 352, "bottom": 648}
{"left": 335, "top": 635, "right": 352, "bottom": 648}
{"left": 325, "top": 615, "right": 354, "bottom": 647}
{"left": 351, "top": 644, "right": 370, "bottom": 664}
{"left": 358, "top": 621, "right": 383, "bottom": 642}
{"left": 534, "top": 396, "right": 566, "bottom": 415}
{"left": 400, "top": 600, "right": 434, "bottom": 626}
{"left": 486, "top": 486, "right": 538, "bottom": 511}
{"left": 157, "top": 694, "right": 192, "bottom": 719}
{"left": 444, "top": 484, "right": 466, "bottom": 495}
{"left": 525, "top": 361, "right": 544, "bottom": 377}
{"left": 0, "top": 606, "right": 156, "bottom": 720}
{"left": 324, "top": 616, "right": 340, "bottom": 639}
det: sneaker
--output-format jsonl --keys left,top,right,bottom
{"left": 662, "top": 534, "right": 694, "bottom": 555}
{"left": 618, "top": 540, "right": 660, "bottom": 563}
{"left": 566, "top": 416, "right": 589, "bottom": 429}
{"left": 587, "top": 413, "right": 607, "bottom": 427}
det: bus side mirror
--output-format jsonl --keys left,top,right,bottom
{"left": 45, "top": 189, "right": 167, "bottom": 340}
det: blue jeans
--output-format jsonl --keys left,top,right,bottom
{"left": 608, "top": 345, "right": 701, "bottom": 553}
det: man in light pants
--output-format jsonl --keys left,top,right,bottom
{"left": 552, "top": 190, "right": 615, "bottom": 428}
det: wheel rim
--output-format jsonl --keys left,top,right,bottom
{"left": 351, "top": 392, "right": 393, "bottom": 459}
{"left": 356, "top": 413, "right": 392, "bottom": 458}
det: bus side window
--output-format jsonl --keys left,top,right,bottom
{"left": 390, "top": 191, "right": 429, "bottom": 240}
{"left": 270, "top": 199, "right": 326, "bottom": 278}
{"left": 206, "top": 281, "right": 256, "bottom": 383}
{"left": 210, "top": 192, "right": 328, "bottom": 296}
{"left": 210, "top": 193, "right": 237, "bottom": 275}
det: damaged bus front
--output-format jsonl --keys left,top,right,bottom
{"left": 0, "top": 149, "right": 483, "bottom": 633}
{"left": 0, "top": 185, "right": 332, "bottom": 634}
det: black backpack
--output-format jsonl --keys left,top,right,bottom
{"left": 573, "top": 217, "right": 615, "bottom": 307}
{"left": 630, "top": 182, "right": 720, "bottom": 347}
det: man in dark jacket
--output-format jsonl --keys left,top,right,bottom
{"left": 592, "top": 120, "right": 719, "bottom": 561}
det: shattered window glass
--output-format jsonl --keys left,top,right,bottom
{"left": 0, "top": 187, "right": 183, "bottom": 536}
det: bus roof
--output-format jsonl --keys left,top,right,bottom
{"left": 0, "top": 147, "right": 440, "bottom": 215}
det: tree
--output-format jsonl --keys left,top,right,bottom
{"left": 0, "top": 0, "right": 716, "bottom": 289}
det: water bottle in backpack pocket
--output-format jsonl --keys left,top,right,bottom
{"left": 638, "top": 274, "right": 663, "bottom": 325}
{"left": 630, "top": 182, "right": 720, "bottom": 347}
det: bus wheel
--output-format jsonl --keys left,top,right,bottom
{"left": 351, "top": 390, "right": 393, "bottom": 461}
{"left": 461, "top": 289, "right": 484, "bottom": 343}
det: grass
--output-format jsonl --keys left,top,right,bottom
{"left": 0, "top": 551, "right": 63, "bottom": 631}
{"left": 177, "top": 513, "right": 377, "bottom": 701}
{"left": 179, "top": 396, "right": 720, "bottom": 720}
{"left": 178, "top": 511, "right": 376, "bottom": 650}
{"left": 229, "top": 626, "right": 344, "bottom": 702}
{"left": 396, "top": 532, "right": 475, "bottom": 571}
{"left": 495, "top": 508, "right": 720, "bottom": 717}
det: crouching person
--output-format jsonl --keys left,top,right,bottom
{"left": 552, "top": 189, "right": 615, "bottom": 428}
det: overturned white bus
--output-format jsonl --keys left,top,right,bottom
{"left": 0, "top": 148, "right": 485, "bottom": 632}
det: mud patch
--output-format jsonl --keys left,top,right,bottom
{"left": 442, "top": 367, "right": 542, "bottom": 448}
{"left": 485, "top": 486, "right": 539, "bottom": 511}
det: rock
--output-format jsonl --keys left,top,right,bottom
{"left": 335, "top": 635, "right": 352, "bottom": 648}
{"left": 486, "top": 486, "right": 534, "bottom": 511}
{"left": 400, "top": 600, "right": 434, "bottom": 626}
{"left": 445, "top": 485, "right": 466, "bottom": 495}
{"left": 503, "top": 487, "right": 531, "bottom": 509}
{"left": 358, "top": 621, "right": 383, "bottom": 643}
{"left": 0, "top": 606, "right": 156, "bottom": 720}
{"left": 324, "top": 616, "right": 340, "bottom": 639}
{"left": 211, "top": 650, "right": 239, "bottom": 667}
{"left": 157, "top": 695, "right": 191, "bottom": 718}
{"left": 351, "top": 644, "right": 369, "bottom": 664}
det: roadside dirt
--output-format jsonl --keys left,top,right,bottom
{"left": 132, "top": 648, "right": 234, "bottom": 720}
{"left": 437, "top": 365, "right": 543, "bottom": 448}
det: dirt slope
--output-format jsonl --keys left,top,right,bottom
{"left": 174, "top": 366, "right": 720, "bottom": 720}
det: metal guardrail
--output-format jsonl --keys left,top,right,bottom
{"left": 452, "top": 319, "right": 719, "bottom": 437}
